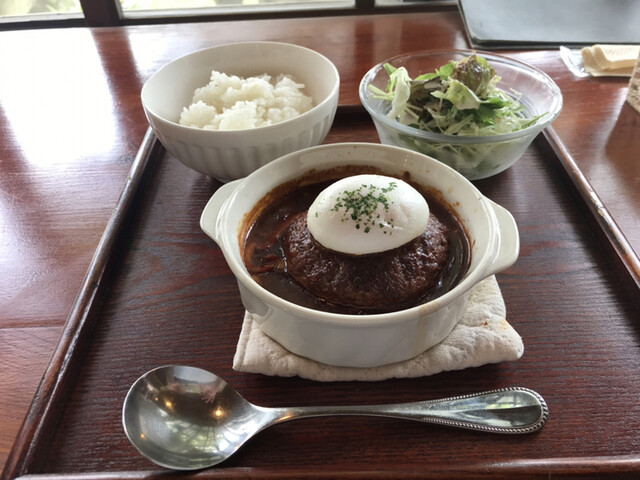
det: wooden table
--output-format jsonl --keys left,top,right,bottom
{"left": 2, "top": 9, "right": 639, "bottom": 479}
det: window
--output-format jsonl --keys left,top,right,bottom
{"left": 0, "top": 0, "right": 454, "bottom": 28}
{"left": 120, "top": 0, "right": 356, "bottom": 21}
{"left": 120, "top": 0, "right": 351, "bottom": 12}
{"left": 0, "top": 0, "right": 82, "bottom": 21}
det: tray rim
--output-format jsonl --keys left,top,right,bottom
{"left": 543, "top": 126, "right": 640, "bottom": 292}
{"left": 3, "top": 107, "right": 640, "bottom": 479}
{"left": 1, "top": 128, "right": 159, "bottom": 480}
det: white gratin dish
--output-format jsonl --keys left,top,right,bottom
{"left": 200, "top": 143, "right": 519, "bottom": 368}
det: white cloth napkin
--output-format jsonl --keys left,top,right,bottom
{"left": 233, "top": 276, "right": 523, "bottom": 382}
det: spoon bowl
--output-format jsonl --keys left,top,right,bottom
{"left": 122, "top": 365, "right": 270, "bottom": 470}
{"left": 123, "top": 365, "right": 549, "bottom": 470}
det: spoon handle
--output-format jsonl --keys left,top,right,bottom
{"left": 271, "top": 387, "right": 548, "bottom": 434}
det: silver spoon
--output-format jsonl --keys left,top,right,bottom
{"left": 122, "top": 365, "right": 548, "bottom": 470}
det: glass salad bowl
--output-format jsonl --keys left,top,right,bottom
{"left": 359, "top": 50, "right": 563, "bottom": 180}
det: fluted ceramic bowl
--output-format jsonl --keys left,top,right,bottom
{"left": 142, "top": 41, "right": 339, "bottom": 182}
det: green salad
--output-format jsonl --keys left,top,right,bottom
{"left": 367, "top": 55, "right": 547, "bottom": 179}
{"left": 369, "top": 55, "right": 541, "bottom": 136}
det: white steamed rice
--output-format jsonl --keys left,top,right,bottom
{"left": 179, "top": 70, "right": 314, "bottom": 131}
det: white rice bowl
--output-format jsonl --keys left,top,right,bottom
{"left": 179, "top": 71, "right": 314, "bottom": 131}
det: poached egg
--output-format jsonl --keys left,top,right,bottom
{"left": 307, "top": 174, "right": 430, "bottom": 255}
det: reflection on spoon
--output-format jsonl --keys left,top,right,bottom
{"left": 122, "top": 365, "right": 549, "bottom": 470}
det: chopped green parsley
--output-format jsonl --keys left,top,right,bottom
{"left": 332, "top": 181, "right": 397, "bottom": 234}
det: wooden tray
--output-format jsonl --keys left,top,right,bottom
{"left": 4, "top": 106, "right": 640, "bottom": 479}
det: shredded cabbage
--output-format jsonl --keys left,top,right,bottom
{"left": 368, "top": 55, "right": 543, "bottom": 137}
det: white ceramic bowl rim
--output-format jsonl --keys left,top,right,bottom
{"left": 359, "top": 48, "right": 563, "bottom": 144}
{"left": 217, "top": 142, "right": 501, "bottom": 327}
{"left": 141, "top": 41, "right": 340, "bottom": 134}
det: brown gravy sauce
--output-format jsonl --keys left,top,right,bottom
{"left": 241, "top": 167, "right": 471, "bottom": 314}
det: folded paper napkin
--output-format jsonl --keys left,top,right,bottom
{"left": 581, "top": 44, "right": 640, "bottom": 76}
{"left": 233, "top": 276, "right": 524, "bottom": 382}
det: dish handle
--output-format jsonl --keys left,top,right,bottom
{"left": 200, "top": 180, "right": 242, "bottom": 243}
{"left": 485, "top": 200, "right": 520, "bottom": 277}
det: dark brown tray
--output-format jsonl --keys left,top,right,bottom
{"left": 5, "top": 106, "right": 640, "bottom": 479}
